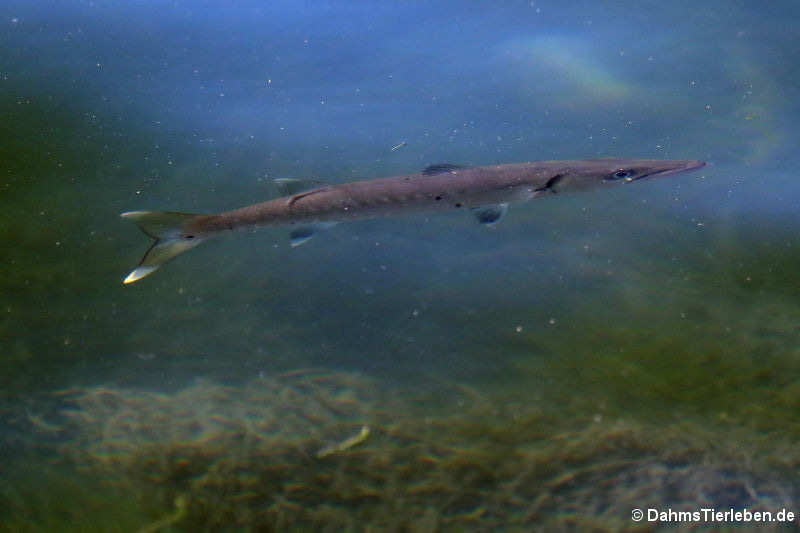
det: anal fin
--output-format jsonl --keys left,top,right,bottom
{"left": 289, "top": 222, "right": 338, "bottom": 247}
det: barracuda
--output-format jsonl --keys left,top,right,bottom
{"left": 121, "top": 158, "right": 705, "bottom": 284}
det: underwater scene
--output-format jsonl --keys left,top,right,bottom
{"left": 2, "top": 1, "right": 800, "bottom": 531}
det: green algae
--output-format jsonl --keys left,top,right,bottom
{"left": 0, "top": 463, "right": 157, "bottom": 533}
{"left": 12, "top": 369, "right": 788, "bottom": 533}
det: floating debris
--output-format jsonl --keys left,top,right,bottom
{"left": 135, "top": 494, "right": 188, "bottom": 533}
{"left": 316, "top": 425, "right": 370, "bottom": 458}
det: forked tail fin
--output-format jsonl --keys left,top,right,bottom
{"left": 121, "top": 211, "right": 208, "bottom": 284}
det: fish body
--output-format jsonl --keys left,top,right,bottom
{"left": 121, "top": 158, "right": 705, "bottom": 284}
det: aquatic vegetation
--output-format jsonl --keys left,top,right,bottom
{"left": 44, "top": 370, "right": 796, "bottom": 532}
{"left": 0, "top": 462, "right": 152, "bottom": 533}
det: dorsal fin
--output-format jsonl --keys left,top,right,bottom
{"left": 422, "top": 163, "right": 465, "bottom": 176}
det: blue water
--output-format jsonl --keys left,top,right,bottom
{"left": 2, "top": 1, "right": 800, "bottom": 531}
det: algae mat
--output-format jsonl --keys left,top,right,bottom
{"left": 4, "top": 369, "right": 796, "bottom": 533}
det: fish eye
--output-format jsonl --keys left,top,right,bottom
{"left": 609, "top": 169, "right": 634, "bottom": 180}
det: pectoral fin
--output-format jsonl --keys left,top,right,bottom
{"left": 471, "top": 203, "right": 508, "bottom": 226}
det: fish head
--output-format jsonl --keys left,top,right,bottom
{"left": 548, "top": 158, "right": 706, "bottom": 193}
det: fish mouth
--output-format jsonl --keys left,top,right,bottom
{"left": 631, "top": 160, "right": 707, "bottom": 182}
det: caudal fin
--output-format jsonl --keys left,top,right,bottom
{"left": 121, "top": 211, "right": 208, "bottom": 284}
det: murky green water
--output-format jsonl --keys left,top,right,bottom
{"left": 3, "top": 1, "right": 800, "bottom": 531}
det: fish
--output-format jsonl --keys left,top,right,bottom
{"left": 121, "top": 158, "right": 706, "bottom": 284}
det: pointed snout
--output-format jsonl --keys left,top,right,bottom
{"left": 650, "top": 159, "right": 706, "bottom": 178}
